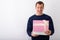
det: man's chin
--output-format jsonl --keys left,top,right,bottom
{"left": 38, "top": 12, "right": 42, "bottom": 14}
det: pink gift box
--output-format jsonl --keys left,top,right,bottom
{"left": 32, "top": 20, "right": 49, "bottom": 35}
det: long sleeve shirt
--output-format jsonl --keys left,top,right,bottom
{"left": 27, "top": 14, "right": 54, "bottom": 40}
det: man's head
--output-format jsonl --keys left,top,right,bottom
{"left": 35, "top": 1, "right": 44, "bottom": 15}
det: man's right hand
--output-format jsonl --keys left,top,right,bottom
{"left": 31, "top": 32, "right": 39, "bottom": 37}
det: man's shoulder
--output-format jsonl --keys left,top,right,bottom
{"left": 44, "top": 14, "right": 52, "bottom": 19}
{"left": 29, "top": 14, "right": 35, "bottom": 19}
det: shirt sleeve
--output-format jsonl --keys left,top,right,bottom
{"left": 27, "top": 17, "right": 33, "bottom": 37}
{"left": 49, "top": 17, "right": 55, "bottom": 35}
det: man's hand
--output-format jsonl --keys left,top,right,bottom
{"left": 44, "top": 30, "right": 51, "bottom": 35}
{"left": 31, "top": 32, "right": 39, "bottom": 37}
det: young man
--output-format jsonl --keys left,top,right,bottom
{"left": 27, "top": 1, "right": 54, "bottom": 40}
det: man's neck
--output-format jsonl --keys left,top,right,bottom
{"left": 36, "top": 13, "right": 43, "bottom": 16}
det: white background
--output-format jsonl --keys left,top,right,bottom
{"left": 0, "top": 0, "right": 60, "bottom": 40}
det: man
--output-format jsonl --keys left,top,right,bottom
{"left": 27, "top": 1, "right": 54, "bottom": 40}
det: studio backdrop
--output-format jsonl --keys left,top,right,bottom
{"left": 0, "top": 0, "right": 60, "bottom": 40}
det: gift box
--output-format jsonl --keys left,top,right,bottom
{"left": 32, "top": 20, "right": 49, "bottom": 35}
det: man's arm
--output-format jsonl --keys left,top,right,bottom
{"left": 49, "top": 17, "right": 55, "bottom": 35}
{"left": 27, "top": 18, "right": 32, "bottom": 37}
